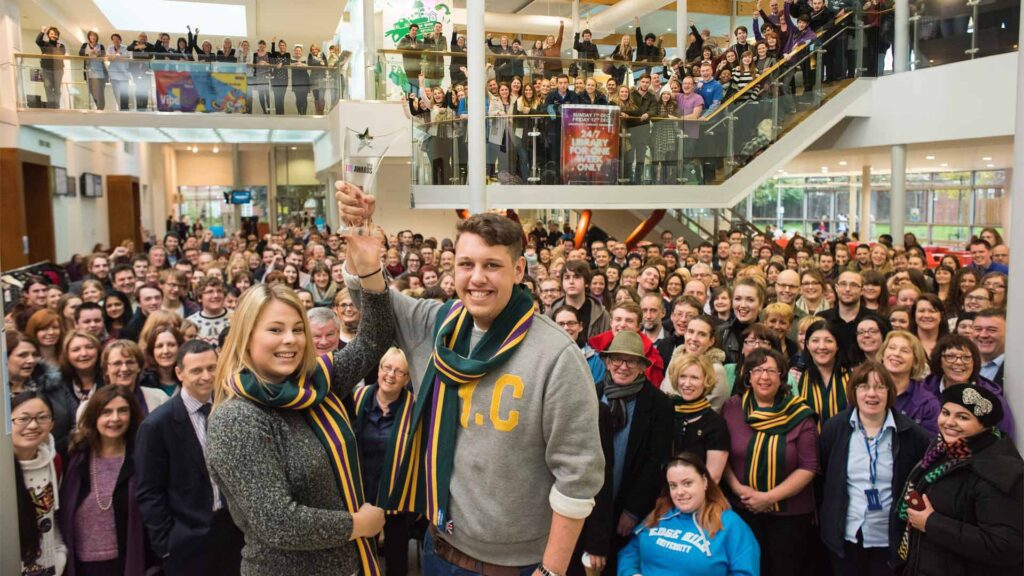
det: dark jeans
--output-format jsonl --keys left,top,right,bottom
{"left": 133, "top": 74, "right": 149, "bottom": 110}
{"left": 254, "top": 83, "right": 271, "bottom": 113}
{"left": 829, "top": 539, "right": 894, "bottom": 576}
{"left": 87, "top": 77, "right": 106, "bottom": 110}
{"left": 77, "top": 559, "right": 118, "bottom": 576}
{"left": 42, "top": 69, "right": 63, "bottom": 108}
{"left": 272, "top": 84, "right": 287, "bottom": 114}
{"left": 737, "top": 510, "right": 815, "bottom": 576}
{"left": 422, "top": 529, "right": 537, "bottom": 576}
{"left": 162, "top": 509, "right": 244, "bottom": 576}
{"left": 293, "top": 86, "right": 309, "bottom": 115}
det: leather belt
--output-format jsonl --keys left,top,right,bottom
{"left": 428, "top": 526, "right": 524, "bottom": 576}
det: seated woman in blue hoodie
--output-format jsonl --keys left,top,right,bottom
{"left": 619, "top": 453, "right": 761, "bottom": 576}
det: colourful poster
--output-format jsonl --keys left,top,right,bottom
{"left": 154, "top": 67, "right": 248, "bottom": 113}
{"left": 560, "top": 105, "right": 620, "bottom": 185}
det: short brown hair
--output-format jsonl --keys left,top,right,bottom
{"left": 845, "top": 360, "right": 897, "bottom": 409}
{"left": 456, "top": 213, "right": 524, "bottom": 259}
{"left": 610, "top": 299, "right": 642, "bottom": 321}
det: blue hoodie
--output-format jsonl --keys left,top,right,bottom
{"left": 618, "top": 508, "right": 760, "bottom": 576}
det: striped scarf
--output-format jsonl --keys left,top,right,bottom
{"left": 385, "top": 287, "right": 534, "bottom": 532}
{"left": 798, "top": 365, "right": 849, "bottom": 429}
{"left": 231, "top": 355, "right": 381, "bottom": 576}
{"left": 352, "top": 384, "right": 415, "bottom": 508}
{"left": 673, "top": 395, "right": 713, "bottom": 415}
{"left": 742, "top": 389, "right": 815, "bottom": 512}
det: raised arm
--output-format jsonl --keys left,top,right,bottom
{"left": 328, "top": 234, "right": 393, "bottom": 398}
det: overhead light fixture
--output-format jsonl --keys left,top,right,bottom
{"left": 838, "top": 160, "right": 847, "bottom": 166}
{"left": 986, "top": 163, "right": 995, "bottom": 168}
{"left": 290, "top": 146, "right": 298, "bottom": 150}
{"left": 212, "top": 146, "right": 219, "bottom": 153}
{"left": 939, "top": 163, "right": 948, "bottom": 167}
{"left": 925, "top": 155, "right": 935, "bottom": 160}
{"left": 982, "top": 156, "right": 992, "bottom": 161}
{"left": 192, "top": 146, "right": 198, "bottom": 154}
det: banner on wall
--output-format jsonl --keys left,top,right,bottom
{"left": 154, "top": 67, "right": 248, "bottom": 113}
{"left": 560, "top": 105, "right": 620, "bottom": 185}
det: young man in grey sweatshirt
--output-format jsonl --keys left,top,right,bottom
{"left": 338, "top": 182, "right": 604, "bottom": 574}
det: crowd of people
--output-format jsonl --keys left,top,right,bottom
{"left": 6, "top": 175, "right": 1021, "bottom": 576}
{"left": 33, "top": 25, "right": 348, "bottom": 114}
{"left": 401, "top": 0, "right": 891, "bottom": 185}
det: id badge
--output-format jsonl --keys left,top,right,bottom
{"left": 865, "top": 488, "right": 883, "bottom": 511}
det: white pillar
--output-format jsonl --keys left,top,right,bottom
{"left": 1003, "top": 5, "right": 1024, "bottom": 441}
{"left": 890, "top": 145, "right": 906, "bottom": 247}
{"left": 467, "top": 0, "right": 486, "bottom": 213}
{"left": 894, "top": 0, "right": 909, "bottom": 73}
{"left": 859, "top": 165, "right": 872, "bottom": 241}
{"left": 847, "top": 171, "right": 858, "bottom": 236}
{"left": 677, "top": 0, "right": 687, "bottom": 61}
{"left": 572, "top": 0, "right": 580, "bottom": 39}
{"left": 362, "top": 0, "right": 377, "bottom": 99}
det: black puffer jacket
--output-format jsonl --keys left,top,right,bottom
{"left": 898, "top": 434, "right": 1023, "bottom": 576}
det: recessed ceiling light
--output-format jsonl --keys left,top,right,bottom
{"left": 192, "top": 147, "right": 198, "bottom": 154}
{"left": 939, "top": 163, "right": 948, "bottom": 167}
{"left": 666, "top": 27, "right": 673, "bottom": 31}
{"left": 290, "top": 146, "right": 298, "bottom": 150}
{"left": 212, "top": 146, "right": 219, "bottom": 153}
{"left": 925, "top": 155, "right": 935, "bottom": 160}
{"left": 838, "top": 160, "right": 847, "bottom": 166}
{"left": 986, "top": 163, "right": 995, "bottom": 168}
{"left": 982, "top": 156, "right": 992, "bottom": 161}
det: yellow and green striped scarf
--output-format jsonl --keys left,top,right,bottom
{"left": 798, "top": 366, "right": 849, "bottom": 428}
{"left": 384, "top": 286, "right": 534, "bottom": 532}
{"left": 231, "top": 355, "right": 381, "bottom": 576}
{"left": 742, "top": 389, "right": 815, "bottom": 512}
{"left": 352, "top": 384, "right": 415, "bottom": 509}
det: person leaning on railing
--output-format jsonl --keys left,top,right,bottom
{"left": 422, "top": 22, "right": 446, "bottom": 89}
{"left": 252, "top": 40, "right": 273, "bottom": 114}
{"left": 541, "top": 20, "right": 565, "bottom": 79}
{"left": 35, "top": 26, "right": 66, "bottom": 109}
{"left": 308, "top": 44, "right": 328, "bottom": 115}
{"left": 449, "top": 30, "right": 467, "bottom": 86}
{"left": 269, "top": 38, "right": 291, "bottom": 115}
{"left": 129, "top": 32, "right": 155, "bottom": 111}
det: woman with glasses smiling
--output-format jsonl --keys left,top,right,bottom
{"left": 11, "top": 391, "right": 65, "bottom": 576}
{"left": 818, "top": 362, "right": 931, "bottom": 576}
{"left": 721, "top": 348, "right": 818, "bottom": 576}
{"left": 981, "top": 271, "right": 1007, "bottom": 309}
{"left": 7, "top": 331, "right": 76, "bottom": 457}
{"left": 80, "top": 340, "right": 167, "bottom": 423}
{"left": 922, "top": 334, "right": 1015, "bottom": 438}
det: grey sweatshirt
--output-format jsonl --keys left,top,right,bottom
{"left": 206, "top": 290, "right": 394, "bottom": 576}
{"left": 347, "top": 277, "right": 605, "bottom": 566}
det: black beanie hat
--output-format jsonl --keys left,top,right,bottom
{"left": 940, "top": 384, "right": 1003, "bottom": 428}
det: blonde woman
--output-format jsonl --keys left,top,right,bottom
{"left": 665, "top": 352, "right": 730, "bottom": 482}
{"left": 206, "top": 233, "right": 394, "bottom": 576}
{"left": 878, "top": 330, "right": 940, "bottom": 436}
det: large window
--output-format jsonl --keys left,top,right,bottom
{"left": 744, "top": 170, "right": 1005, "bottom": 245}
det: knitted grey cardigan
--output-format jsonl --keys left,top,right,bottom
{"left": 207, "top": 290, "right": 394, "bottom": 576}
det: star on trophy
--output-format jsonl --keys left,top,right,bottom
{"left": 343, "top": 126, "right": 402, "bottom": 235}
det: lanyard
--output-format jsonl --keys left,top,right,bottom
{"left": 859, "top": 420, "right": 883, "bottom": 487}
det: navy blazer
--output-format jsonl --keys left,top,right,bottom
{"left": 135, "top": 393, "right": 219, "bottom": 560}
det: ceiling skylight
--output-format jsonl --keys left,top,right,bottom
{"left": 93, "top": 0, "right": 248, "bottom": 36}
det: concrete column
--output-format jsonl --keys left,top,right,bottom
{"left": 1003, "top": 4, "right": 1024, "bottom": 440}
{"left": 890, "top": 145, "right": 906, "bottom": 247}
{"left": 859, "top": 165, "right": 872, "bottom": 241}
{"left": 677, "top": 0, "right": 688, "bottom": 61}
{"left": 467, "top": 0, "right": 486, "bottom": 213}
{"left": 231, "top": 144, "right": 242, "bottom": 234}
{"left": 362, "top": 0, "right": 377, "bottom": 99}
{"left": 894, "top": 0, "right": 909, "bottom": 73}
{"left": 572, "top": 0, "right": 580, "bottom": 39}
{"left": 268, "top": 146, "right": 278, "bottom": 232}
{"left": 847, "top": 171, "right": 858, "bottom": 236}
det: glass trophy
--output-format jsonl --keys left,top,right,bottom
{"left": 343, "top": 127, "right": 402, "bottom": 235}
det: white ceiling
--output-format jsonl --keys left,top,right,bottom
{"left": 34, "top": 124, "right": 324, "bottom": 143}
{"left": 17, "top": 0, "right": 343, "bottom": 47}
{"left": 780, "top": 137, "right": 1013, "bottom": 176}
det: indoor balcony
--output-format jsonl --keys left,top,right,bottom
{"left": 12, "top": 52, "right": 347, "bottom": 139}
{"left": 390, "top": 0, "right": 1018, "bottom": 211}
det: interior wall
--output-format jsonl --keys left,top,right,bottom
{"left": 372, "top": 158, "right": 461, "bottom": 243}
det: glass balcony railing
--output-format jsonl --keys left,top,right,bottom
{"left": 14, "top": 53, "right": 349, "bottom": 116}
{"left": 910, "top": 0, "right": 1020, "bottom": 69}
{"left": 399, "top": 10, "right": 863, "bottom": 187}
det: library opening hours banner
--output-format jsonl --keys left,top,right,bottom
{"left": 560, "top": 105, "right": 620, "bottom": 185}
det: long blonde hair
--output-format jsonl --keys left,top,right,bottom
{"left": 214, "top": 283, "right": 317, "bottom": 406}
